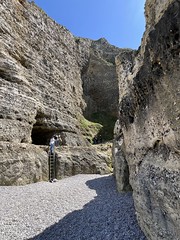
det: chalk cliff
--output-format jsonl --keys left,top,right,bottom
{"left": 0, "top": 0, "right": 121, "bottom": 185}
{"left": 1, "top": 0, "right": 179, "bottom": 239}
{"left": 113, "top": 0, "right": 180, "bottom": 239}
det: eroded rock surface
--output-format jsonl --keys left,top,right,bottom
{"left": 0, "top": 0, "right": 87, "bottom": 145}
{"left": 0, "top": 0, "right": 88, "bottom": 185}
{"left": 0, "top": 0, "right": 123, "bottom": 185}
{"left": 113, "top": 0, "right": 180, "bottom": 239}
{"left": 81, "top": 38, "right": 121, "bottom": 117}
{"left": 0, "top": 142, "right": 48, "bottom": 185}
{"left": 56, "top": 146, "right": 111, "bottom": 178}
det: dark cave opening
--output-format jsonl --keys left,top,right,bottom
{"left": 31, "top": 127, "right": 54, "bottom": 145}
{"left": 31, "top": 110, "right": 56, "bottom": 146}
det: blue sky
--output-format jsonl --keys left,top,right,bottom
{"left": 33, "top": 0, "right": 146, "bottom": 49}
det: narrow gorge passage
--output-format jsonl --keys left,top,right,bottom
{"left": 0, "top": 174, "right": 146, "bottom": 240}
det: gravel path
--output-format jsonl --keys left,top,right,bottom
{"left": 0, "top": 174, "right": 147, "bottom": 240}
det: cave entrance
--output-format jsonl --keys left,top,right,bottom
{"left": 31, "top": 127, "right": 54, "bottom": 145}
{"left": 31, "top": 111, "right": 57, "bottom": 146}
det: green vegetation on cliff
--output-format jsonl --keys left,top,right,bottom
{"left": 78, "top": 115, "right": 103, "bottom": 143}
{"left": 79, "top": 112, "right": 116, "bottom": 144}
{"left": 89, "top": 111, "right": 117, "bottom": 141}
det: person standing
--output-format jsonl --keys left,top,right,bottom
{"left": 49, "top": 135, "right": 56, "bottom": 154}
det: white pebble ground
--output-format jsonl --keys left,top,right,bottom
{"left": 0, "top": 174, "right": 146, "bottom": 240}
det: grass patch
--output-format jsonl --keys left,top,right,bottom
{"left": 88, "top": 111, "right": 117, "bottom": 141}
{"left": 78, "top": 115, "right": 103, "bottom": 143}
{"left": 78, "top": 111, "right": 117, "bottom": 143}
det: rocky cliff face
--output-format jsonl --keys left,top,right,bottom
{"left": 113, "top": 0, "right": 180, "bottom": 239}
{"left": 1, "top": 0, "right": 179, "bottom": 238}
{"left": 0, "top": 0, "right": 87, "bottom": 146}
{"left": 81, "top": 37, "right": 120, "bottom": 118}
{"left": 76, "top": 37, "right": 125, "bottom": 141}
{"left": 0, "top": 0, "right": 121, "bottom": 185}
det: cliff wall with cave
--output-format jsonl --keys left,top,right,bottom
{"left": 0, "top": 0, "right": 122, "bottom": 185}
{"left": 113, "top": 0, "right": 180, "bottom": 239}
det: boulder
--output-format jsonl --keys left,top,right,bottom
{"left": 56, "top": 146, "right": 111, "bottom": 178}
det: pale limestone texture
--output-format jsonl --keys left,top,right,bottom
{"left": 0, "top": 0, "right": 88, "bottom": 185}
{"left": 0, "top": 0, "right": 122, "bottom": 185}
{"left": 0, "top": 0, "right": 86, "bottom": 145}
{"left": 0, "top": 142, "right": 48, "bottom": 185}
{"left": 113, "top": 0, "right": 180, "bottom": 239}
{"left": 56, "top": 146, "right": 111, "bottom": 178}
{"left": 0, "top": 1, "right": 84, "bottom": 184}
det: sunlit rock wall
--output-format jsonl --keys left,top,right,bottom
{"left": 0, "top": 0, "right": 114, "bottom": 185}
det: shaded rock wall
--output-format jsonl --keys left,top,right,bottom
{"left": 79, "top": 38, "right": 132, "bottom": 141}
{"left": 81, "top": 38, "right": 121, "bottom": 118}
{"left": 113, "top": 0, "right": 180, "bottom": 239}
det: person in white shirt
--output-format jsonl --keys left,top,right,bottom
{"left": 49, "top": 136, "right": 56, "bottom": 153}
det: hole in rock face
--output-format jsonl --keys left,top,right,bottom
{"left": 31, "top": 111, "right": 55, "bottom": 145}
{"left": 153, "top": 139, "right": 161, "bottom": 149}
{"left": 129, "top": 116, "right": 134, "bottom": 124}
{"left": 18, "top": 0, "right": 26, "bottom": 6}
{"left": 31, "top": 127, "right": 53, "bottom": 145}
{"left": 174, "top": 33, "right": 179, "bottom": 41}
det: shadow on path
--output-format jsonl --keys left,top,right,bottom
{"left": 29, "top": 175, "right": 146, "bottom": 240}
